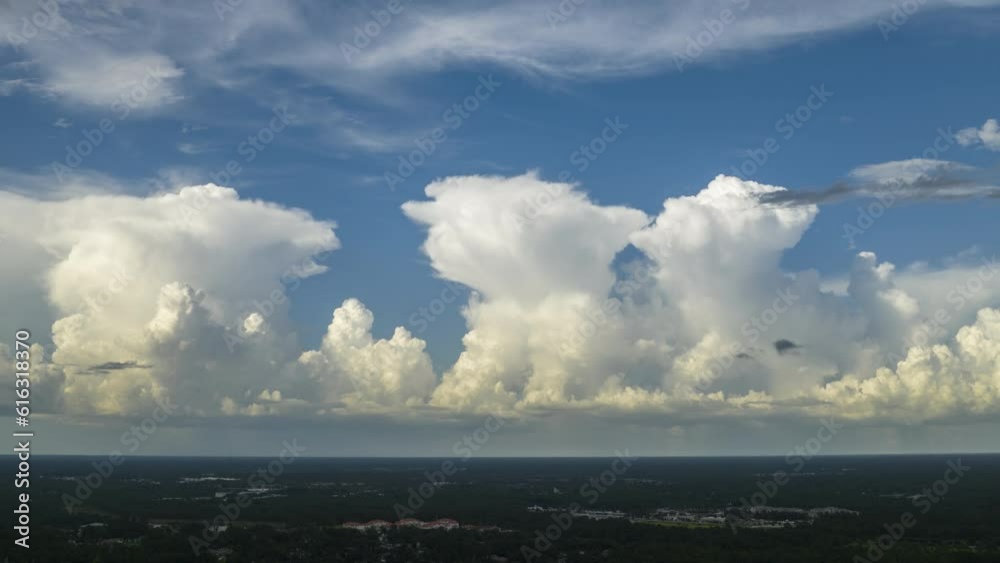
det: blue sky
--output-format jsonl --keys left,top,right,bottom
{"left": 2, "top": 0, "right": 1000, "bottom": 455}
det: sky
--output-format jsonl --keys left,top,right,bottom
{"left": 1, "top": 0, "right": 1000, "bottom": 457}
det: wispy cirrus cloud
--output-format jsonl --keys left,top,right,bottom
{"left": 5, "top": 0, "right": 999, "bottom": 159}
{"left": 7, "top": 1, "right": 1000, "bottom": 107}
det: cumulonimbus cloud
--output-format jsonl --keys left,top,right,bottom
{"left": 2, "top": 171, "right": 999, "bottom": 426}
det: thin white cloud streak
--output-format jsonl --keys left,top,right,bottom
{"left": 6, "top": 1, "right": 1000, "bottom": 108}
{"left": 5, "top": 0, "right": 998, "bottom": 159}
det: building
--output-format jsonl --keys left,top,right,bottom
{"left": 343, "top": 519, "right": 393, "bottom": 531}
{"left": 420, "top": 518, "right": 459, "bottom": 530}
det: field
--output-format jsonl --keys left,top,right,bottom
{"left": 2, "top": 454, "right": 999, "bottom": 562}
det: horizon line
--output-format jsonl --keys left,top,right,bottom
{"left": 7, "top": 451, "right": 999, "bottom": 460}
